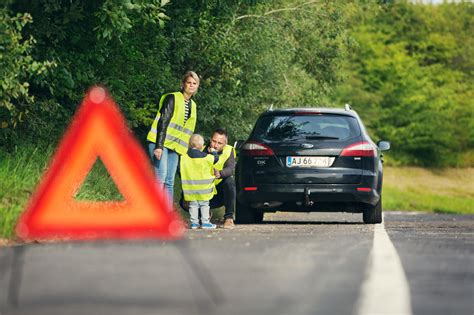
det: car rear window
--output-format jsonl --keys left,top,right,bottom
{"left": 251, "top": 113, "right": 360, "bottom": 141}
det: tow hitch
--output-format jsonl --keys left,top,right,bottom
{"left": 304, "top": 187, "right": 314, "bottom": 207}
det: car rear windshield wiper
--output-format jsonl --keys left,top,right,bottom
{"left": 305, "top": 135, "right": 339, "bottom": 140}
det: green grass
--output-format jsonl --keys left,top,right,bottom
{"left": 384, "top": 186, "right": 473, "bottom": 214}
{"left": 0, "top": 146, "right": 123, "bottom": 239}
{"left": 1, "top": 146, "right": 49, "bottom": 239}
{"left": 383, "top": 167, "right": 474, "bottom": 214}
{"left": 75, "top": 160, "right": 123, "bottom": 201}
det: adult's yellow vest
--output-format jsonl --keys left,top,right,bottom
{"left": 214, "top": 144, "right": 236, "bottom": 185}
{"left": 146, "top": 92, "right": 197, "bottom": 155}
{"left": 180, "top": 154, "right": 216, "bottom": 201}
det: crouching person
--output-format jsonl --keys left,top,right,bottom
{"left": 205, "top": 128, "right": 236, "bottom": 229}
{"left": 180, "top": 134, "right": 219, "bottom": 229}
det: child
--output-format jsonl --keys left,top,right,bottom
{"left": 180, "top": 134, "right": 219, "bottom": 229}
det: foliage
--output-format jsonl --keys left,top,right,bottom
{"left": 0, "top": 1, "right": 472, "bottom": 167}
{"left": 157, "top": 0, "right": 348, "bottom": 141}
{"left": 0, "top": 9, "right": 55, "bottom": 144}
{"left": 1, "top": 0, "right": 348, "bottom": 146}
{"left": 1, "top": 0, "right": 172, "bottom": 146}
{"left": 332, "top": 2, "right": 474, "bottom": 167}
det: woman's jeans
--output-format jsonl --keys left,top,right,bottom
{"left": 148, "top": 143, "right": 179, "bottom": 201}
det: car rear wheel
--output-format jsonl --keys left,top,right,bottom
{"left": 236, "top": 201, "right": 264, "bottom": 224}
{"left": 363, "top": 197, "right": 382, "bottom": 224}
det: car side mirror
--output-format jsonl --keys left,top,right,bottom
{"left": 377, "top": 140, "right": 390, "bottom": 151}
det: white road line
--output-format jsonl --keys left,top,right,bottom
{"left": 355, "top": 214, "right": 413, "bottom": 315}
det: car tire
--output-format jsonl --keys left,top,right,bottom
{"left": 254, "top": 211, "right": 264, "bottom": 224}
{"left": 363, "top": 197, "right": 382, "bottom": 224}
{"left": 236, "top": 201, "right": 264, "bottom": 224}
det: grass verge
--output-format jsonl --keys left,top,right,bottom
{"left": 383, "top": 167, "right": 473, "bottom": 214}
{"left": 1, "top": 146, "right": 50, "bottom": 239}
{"left": 0, "top": 146, "right": 123, "bottom": 239}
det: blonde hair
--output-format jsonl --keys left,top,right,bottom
{"left": 189, "top": 134, "right": 204, "bottom": 149}
{"left": 182, "top": 71, "right": 200, "bottom": 86}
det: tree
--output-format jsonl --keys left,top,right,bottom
{"left": 332, "top": 2, "right": 473, "bottom": 166}
{"left": 163, "top": 0, "right": 349, "bottom": 141}
{"left": 2, "top": 0, "right": 171, "bottom": 146}
{"left": 2, "top": 0, "right": 349, "bottom": 151}
{"left": 0, "top": 9, "right": 54, "bottom": 145}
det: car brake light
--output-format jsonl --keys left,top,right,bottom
{"left": 294, "top": 111, "right": 322, "bottom": 115}
{"left": 341, "top": 142, "right": 376, "bottom": 157}
{"left": 244, "top": 187, "right": 258, "bottom": 191}
{"left": 241, "top": 141, "right": 274, "bottom": 156}
{"left": 357, "top": 187, "right": 372, "bottom": 192}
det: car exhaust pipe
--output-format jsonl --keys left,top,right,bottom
{"left": 250, "top": 201, "right": 283, "bottom": 209}
{"left": 304, "top": 187, "right": 314, "bottom": 207}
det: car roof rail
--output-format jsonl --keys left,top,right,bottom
{"left": 344, "top": 103, "right": 352, "bottom": 111}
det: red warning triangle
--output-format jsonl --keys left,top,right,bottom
{"left": 16, "top": 87, "right": 184, "bottom": 241}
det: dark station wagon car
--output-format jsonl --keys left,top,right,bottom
{"left": 235, "top": 105, "right": 390, "bottom": 224}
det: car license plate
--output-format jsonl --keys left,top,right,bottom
{"left": 286, "top": 156, "right": 334, "bottom": 168}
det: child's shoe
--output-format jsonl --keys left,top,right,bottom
{"left": 201, "top": 223, "right": 216, "bottom": 229}
{"left": 190, "top": 223, "right": 200, "bottom": 229}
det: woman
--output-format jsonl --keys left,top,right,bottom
{"left": 147, "top": 71, "right": 200, "bottom": 199}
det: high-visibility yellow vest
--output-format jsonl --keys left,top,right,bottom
{"left": 214, "top": 144, "right": 236, "bottom": 185}
{"left": 180, "top": 154, "right": 216, "bottom": 201}
{"left": 146, "top": 92, "right": 197, "bottom": 155}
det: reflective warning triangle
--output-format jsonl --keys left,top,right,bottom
{"left": 16, "top": 87, "right": 184, "bottom": 241}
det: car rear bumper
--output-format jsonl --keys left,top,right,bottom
{"left": 237, "top": 183, "right": 380, "bottom": 213}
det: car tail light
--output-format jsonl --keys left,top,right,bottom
{"left": 357, "top": 187, "right": 372, "bottom": 192}
{"left": 241, "top": 141, "right": 274, "bottom": 156}
{"left": 294, "top": 111, "right": 322, "bottom": 115}
{"left": 244, "top": 187, "right": 258, "bottom": 191}
{"left": 341, "top": 142, "right": 377, "bottom": 157}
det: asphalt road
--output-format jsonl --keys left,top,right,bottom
{"left": 0, "top": 211, "right": 472, "bottom": 315}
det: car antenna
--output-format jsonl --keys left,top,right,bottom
{"left": 268, "top": 104, "right": 274, "bottom": 111}
{"left": 345, "top": 103, "right": 352, "bottom": 111}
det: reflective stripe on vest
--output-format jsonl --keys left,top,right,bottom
{"left": 148, "top": 122, "right": 194, "bottom": 137}
{"left": 146, "top": 92, "right": 197, "bottom": 155}
{"left": 182, "top": 178, "right": 215, "bottom": 185}
{"left": 180, "top": 154, "right": 216, "bottom": 201}
{"left": 214, "top": 144, "right": 236, "bottom": 186}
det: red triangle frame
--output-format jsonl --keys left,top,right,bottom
{"left": 16, "top": 87, "right": 184, "bottom": 241}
